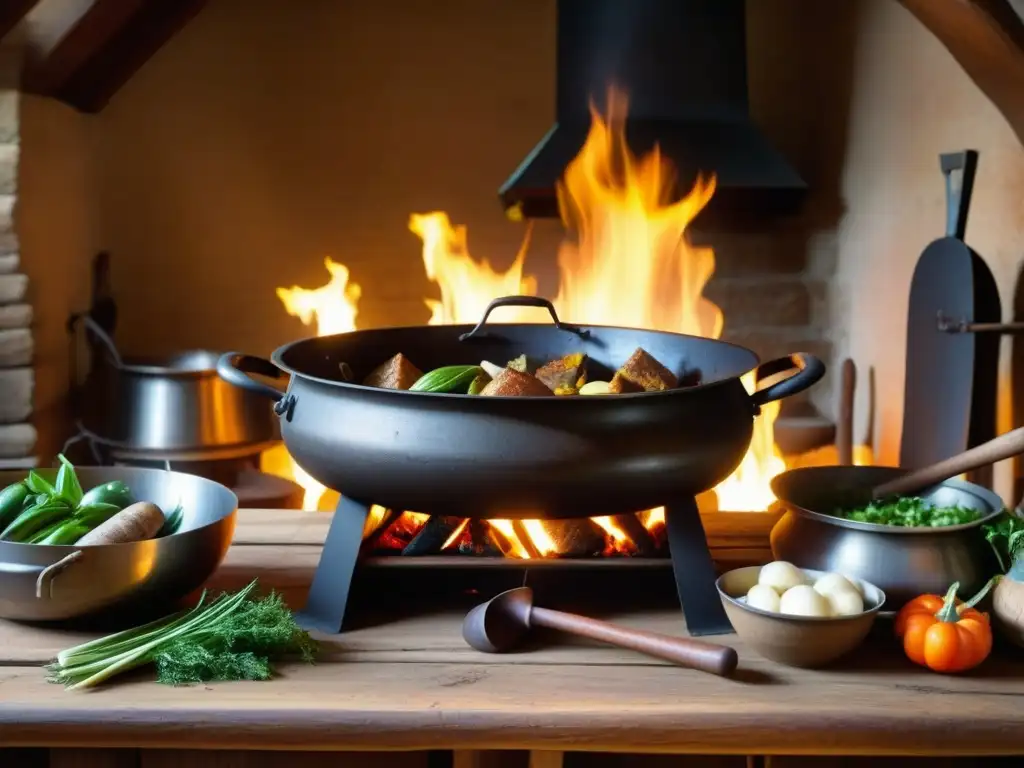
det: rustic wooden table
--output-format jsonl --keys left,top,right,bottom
{"left": 1, "top": 510, "right": 1023, "bottom": 768}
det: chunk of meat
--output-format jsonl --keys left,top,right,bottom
{"left": 480, "top": 368, "right": 554, "bottom": 397}
{"left": 362, "top": 353, "right": 423, "bottom": 390}
{"left": 608, "top": 372, "right": 643, "bottom": 394}
{"left": 616, "top": 348, "right": 678, "bottom": 392}
{"left": 535, "top": 352, "right": 588, "bottom": 393}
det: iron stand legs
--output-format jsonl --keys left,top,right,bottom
{"left": 295, "top": 495, "right": 369, "bottom": 634}
{"left": 665, "top": 497, "right": 733, "bottom": 636}
{"left": 296, "top": 494, "right": 734, "bottom": 638}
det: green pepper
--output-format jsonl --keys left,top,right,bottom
{"left": 24, "top": 492, "right": 47, "bottom": 510}
{"left": 39, "top": 520, "right": 90, "bottom": 546}
{"left": 79, "top": 481, "right": 134, "bottom": 510}
{"left": 72, "top": 502, "right": 121, "bottom": 529}
{"left": 409, "top": 365, "right": 484, "bottom": 394}
{"left": 0, "top": 501, "right": 73, "bottom": 543}
{"left": 0, "top": 481, "right": 29, "bottom": 531}
{"left": 28, "top": 519, "right": 66, "bottom": 544}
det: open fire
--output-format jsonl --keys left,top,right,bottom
{"left": 262, "top": 88, "right": 801, "bottom": 557}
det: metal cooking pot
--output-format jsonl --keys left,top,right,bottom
{"left": 217, "top": 295, "right": 826, "bottom": 519}
{"left": 76, "top": 316, "right": 278, "bottom": 456}
{"left": 770, "top": 465, "right": 1003, "bottom": 610}
{"left": 0, "top": 467, "right": 237, "bottom": 622}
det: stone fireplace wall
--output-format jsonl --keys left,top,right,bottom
{"left": 0, "top": 41, "right": 35, "bottom": 467}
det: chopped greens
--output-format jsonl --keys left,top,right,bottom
{"left": 834, "top": 496, "right": 980, "bottom": 528}
{"left": 983, "top": 512, "right": 1024, "bottom": 574}
{"left": 47, "top": 579, "right": 317, "bottom": 689}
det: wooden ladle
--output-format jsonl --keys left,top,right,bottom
{"left": 871, "top": 425, "right": 1024, "bottom": 500}
{"left": 462, "top": 587, "right": 738, "bottom": 677}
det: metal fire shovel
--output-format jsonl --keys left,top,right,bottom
{"left": 900, "top": 150, "right": 1002, "bottom": 484}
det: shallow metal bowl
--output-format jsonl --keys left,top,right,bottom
{"left": 0, "top": 466, "right": 237, "bottom": 622}
{"left": 769, "top": 466, "right": 1003, "bottom": 610}
{"left": 717, "top": 566, "right": 886, "bottom": 668}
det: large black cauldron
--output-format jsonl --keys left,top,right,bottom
{"left": 218, "top": 296, "right": 824, "bottom": 519}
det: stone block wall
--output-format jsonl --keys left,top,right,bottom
{"left": 693, "top": 220, "right": 838, "bottom": 422}
{"left": 0, "top": 44, "right": 35, "bottom": 467}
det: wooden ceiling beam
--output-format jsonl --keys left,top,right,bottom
{"left": 900, "top": 0, "right": 1024, "bottom": 147}
{"left": 22, "top": 0, "right": 207, "bottom": 114}
{"left": 23, "top": 0, "right": 145, "bottom": 97}
{"left": 0, "top": 0, "right": 41, "bottom": 43}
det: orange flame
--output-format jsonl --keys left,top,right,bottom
{"left": 271, "top": 257, "right": 362, "bottom": 509}
{"left": 271, "top": 86, "right": 789, "bottom": 541}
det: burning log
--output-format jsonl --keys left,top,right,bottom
{"left": 543, "top": 519, "right": 607, "bottom": 557}
{"left": 374, "top": 511, "right": 430, "bottom": 553}
{"left": 402, "top": 516, "right": 465, "bottom": 556}
{"left": 609, "top": 514, "right": 658, "bottom": 556}
{"left": 360, "top": 508, "right": 399, "bottom": 554}
{"left": 511, "top": 521, "right": 543, "bottom": 559}
{"left": 461, "top": 519, "right": 504, "bottom": 556}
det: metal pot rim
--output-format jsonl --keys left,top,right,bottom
{"left": 779, "top": 477, "right": 1007, "bottom": 534}
{"left": 107, "top": 349, "right": 227, "bottom": 378}
{"left": 269, "top": 321, "right": 763, "bottom": 401}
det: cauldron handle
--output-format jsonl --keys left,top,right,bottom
{"left": 458, "top": 296, "right": 588, "bottom": 341}
{"left": 748, "top": 353, "right": 826, "bottom": 412}
{"left": 217, "top": 353, "right": 288, "bottom": 411}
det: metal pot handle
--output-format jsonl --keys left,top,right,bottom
{"left": 69, "top": 312, "right": 124, "bottom": 368}
{"left": 748, "top": 353, "right": 826, "bottom": 412}
{"left": 217, "top": 353, "right": 287, "bottom": 405}
{"left": 458, "top": 295, "right": 589, "bottom": 341}
{"left": 36, "top": 550, "right": 84, "bottom": 599}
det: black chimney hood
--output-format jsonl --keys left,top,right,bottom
{"left": 498, "top": 0, "right": 807, "bottom": 220}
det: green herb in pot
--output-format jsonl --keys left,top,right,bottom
{"left": 834, "top": 496, "right": 980, "bottom": 527}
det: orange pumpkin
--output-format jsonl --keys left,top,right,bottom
{"left": 894, "top": 580, "right": 996, "bottom": 673}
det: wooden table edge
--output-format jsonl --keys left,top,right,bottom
{"left": 0, "top": 702, "right": 1021, "bottom": 755}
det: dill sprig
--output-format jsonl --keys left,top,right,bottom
{"left": 47, "top": 579, "right": 317, "bottom": 690}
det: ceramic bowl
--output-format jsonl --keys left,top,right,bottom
{"left": 716, "top": 565, "right": 886, "bottom": 668}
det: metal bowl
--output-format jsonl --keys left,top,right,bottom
{"left": 769, "top": 466, "right": 1003, "bottom": 611}
{"left": 0, "top": 466, "right": 237, "bottom": 622}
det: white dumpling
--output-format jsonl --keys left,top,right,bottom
{"left": 758, "top": 561, "right": 807, "bottom": 593}
{"left": 745, "top": 583, "right": 781, "bottom": 613}
{"left": 826, "top": 587, "right": 865, "bottom": 616}
{"left": 779, "top": 585, "right": 833, "bottom": 617}
{"left": 813, "top": 572, "right": 863, "bottom": 598}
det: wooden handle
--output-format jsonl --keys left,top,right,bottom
{"left": 873, "top": 426, "right": 1024, "bottom": 499}
{"left": 529, "top": 606, "right": 738, "bottom": 677}
{"left": 836, "top": 358, "right": 856, "bottom": 466}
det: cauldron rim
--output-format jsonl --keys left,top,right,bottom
{"left": 270, "top": 320, "right": 762, "bottom": 402}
